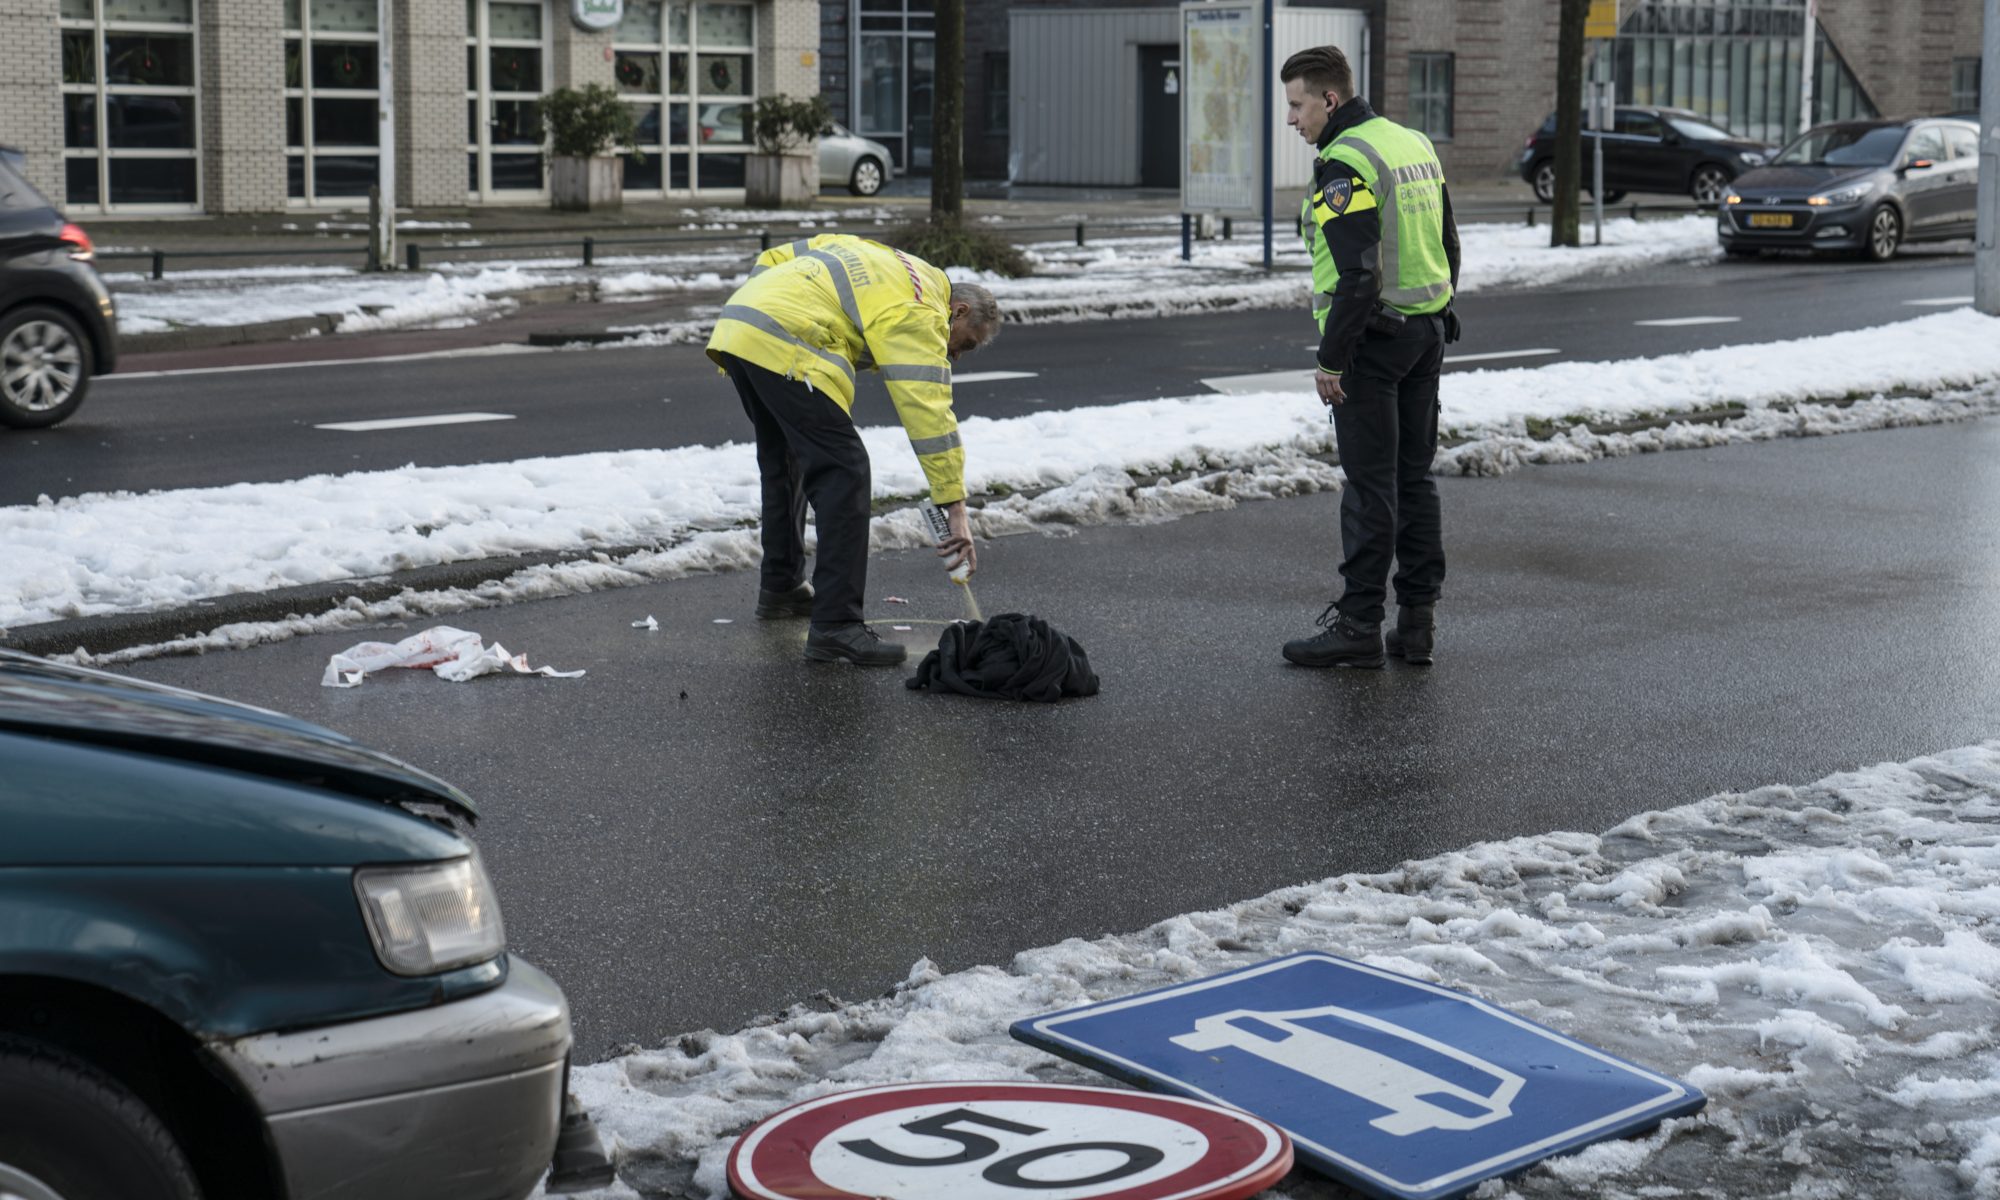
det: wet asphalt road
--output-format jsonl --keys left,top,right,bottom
{"left": 2, "top": 249, "right": 1974, "bottom": 504}
{"left": 117, "top": 417, "right": 2000, "bottom": 1061}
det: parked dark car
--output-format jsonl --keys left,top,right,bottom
{"left": 0, "top": 650, "right": 611, "bottom": 1200}
{"left": 0, "top": 147, "right": 116, "bottom": 430}
{"left": 1518, "top": 106, "right": 1779, "bottom": 205}
{"left": 1717, "top": 117, "right": 1983, "bottom": 261}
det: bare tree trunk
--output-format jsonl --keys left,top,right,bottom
{"left": 1551, "top": 0, "right": 1588, "bottom": 248}
{"left": 931, "top": 0, "right": 965, "bottom": 222}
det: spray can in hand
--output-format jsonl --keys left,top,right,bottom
{"left": 920, "top": 499, "right": 972, "bottom": 583}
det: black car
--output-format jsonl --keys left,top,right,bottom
{"left": 1718, "top": 117, "right": 1983, "bottom": 261}
{"left": 0, "top": 146, "right": 117, "bottom": 430}
{"left": 1518, "top": 106, "right": 1779, "bottom": 205}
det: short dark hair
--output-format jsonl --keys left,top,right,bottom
{"left": 1280, "top": 46, "right": 1354, "bottom": 101}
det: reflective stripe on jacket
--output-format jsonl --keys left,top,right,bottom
{"left": 707, "top": 235, "right": 965, "bottom": 504}
{"left": 1305, "top": 116, "right": 1454, "bottom": 328}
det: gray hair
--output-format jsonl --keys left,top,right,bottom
{"left": 950, "top": 282, "right": 1002, "bottom": 345}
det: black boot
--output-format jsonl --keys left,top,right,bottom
{"left": 803, "top": 623, "right": 908, "bottom": 666}
{"left": 1385, "top": 604, "right": 1436, "bottom": 665}
{"left": 755, "top": 580, "right": 814, "bottom": 619}
{"left": 1283, "top": 604, "right": 1385, "bottom": 669}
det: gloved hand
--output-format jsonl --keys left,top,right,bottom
{"left": 1442, "top": 307, "right": 1463, "bottom": 344}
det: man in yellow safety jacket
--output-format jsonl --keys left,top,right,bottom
{"left": 706, "top": 234, "right": 1001, "bottom": 666}
{"left": 1276, "top": 44, "right": 1462, "bottom": 671}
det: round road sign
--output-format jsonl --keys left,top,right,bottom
{"left": 728, "top": 1081, "right": 1292, "bottom": 1200}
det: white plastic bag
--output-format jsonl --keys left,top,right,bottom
{"left": 321, "top": 625, "right": 585, "bottom": 688}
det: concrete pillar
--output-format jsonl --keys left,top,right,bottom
{"left": 199, "top": 0, "right": 287, "bottom": 213}
{"left": 1, "top": 1, "right": 68, "bottom": 205}
{"left": 393, "top": 0, "right": 469, "bottom": 207}
{"left": 551, "top": 3, "right": 616, "bottom": 91}
{"left": 760, "top": 0, "right": 820, "bottom": 103}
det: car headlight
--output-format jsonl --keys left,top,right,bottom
{"left": 1723, "top": 188, "right": 1742, "bottom": 205}
{"left": 354, "top": 855, "right": 506, "bottom": 975}
{"left": 1738, "top": 152, "right": 1767, "bottom": 166}
{"left": 1807, "top": 184, "right": 1870, "bottom": 207}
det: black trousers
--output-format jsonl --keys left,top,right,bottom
{"left": 1330, "top": 313, "right": 1447, "bottom": 627}
{"left": 720, "top": 353, "right": 871, "bottom": 628}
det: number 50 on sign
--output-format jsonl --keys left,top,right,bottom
{"left": 728, "top": 1082, "right": 1292, "bottom": 1200}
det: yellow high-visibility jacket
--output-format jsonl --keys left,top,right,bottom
{"left": 707, "top": 235, "right": 965, "bottom": 505}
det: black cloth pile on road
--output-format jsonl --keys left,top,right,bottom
{"left": 905, "top": 613, "right": 1100, "bottom": 702}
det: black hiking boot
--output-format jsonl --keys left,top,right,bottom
{"left": 1282, "top": 605, "right": 1385, "bottom": 669}
{"left": 1385, "top": 604, "right": 1436, "bottom": 665}
{"left": 803, "top": 623, "right": 908, "bottom": 666}
{"left": 755, "top": 580, "right": 814, "bottom": 619}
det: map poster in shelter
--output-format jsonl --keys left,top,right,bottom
{"left": 1180, "top": 1, "right": 1263, "bottom": 217}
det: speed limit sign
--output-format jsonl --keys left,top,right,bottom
{"left": 727, "top": 1081, "right": 1293, "bottom": 1200}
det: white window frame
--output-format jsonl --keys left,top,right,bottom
{"left": 467, "top": 0, "right": 553, "bottom": 202}
{"left": 613, "top": 0, "right": 756, "bottom": 196}
{"left": 58, "top": 0, "right": 203, "bottom": 215}
{"left": 285, "top": 0, "right": 384, "bottom": 209}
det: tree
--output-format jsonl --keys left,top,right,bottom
{"left": 1551, "top": 0, "right": 1589, "bottom": 248}
{"left": 931, "top": 0, "right": 965, "bottom": 221}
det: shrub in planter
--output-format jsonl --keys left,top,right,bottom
{"left": 746, "top": 93, "right": 832, "bottom": 207}
{"left": 881, "top": 218, "right": 1031, "bottom": 278}
{"left": 540, "top": 83, "right": 642, "bottom": 211}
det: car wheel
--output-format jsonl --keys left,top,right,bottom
{"left": 1860, "top": 203, "right": 1901, "bottom": 262}
{"left": 1690, "top": 164, "right": 1732, "bottom": 206}
{"left": 0, "top": 1039, "right": 202, "bottom": 1200}
{"left": 1531, "top": 159, "right": 1556, "bottom": 204}
{"left": 0, "top": 306, "right": 92, "bottom": 430}
{"left": 849, "top": 157, "right": 884, "bottom": 197}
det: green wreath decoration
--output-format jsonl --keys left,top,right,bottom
{"left": 616, "top": 55, "right": 648, "bottom": 88}
{"left": 707, "top": 58, "right": 731, "bottom": 91}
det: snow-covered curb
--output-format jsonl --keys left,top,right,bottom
{"left": 105, "top": 215, "right": 1720, "bottom": 335}
{"left": 537, "top": 740, "right": 2000, "bottom": 1200}
{"left": 7, "top": 310, "right": 1997, "bottom": 635}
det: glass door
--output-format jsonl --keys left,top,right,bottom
{"left": 466, "top": 0, "right": 549, "bottom": 200}
{"left": 906, "top": 36, "right": 933, "bottom": 173}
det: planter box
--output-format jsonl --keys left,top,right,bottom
{"left": 745, "top": 152, "right": 816, "bottom": 208}
{"left": 551, "top": 155, "right": 624, "bottom": 212}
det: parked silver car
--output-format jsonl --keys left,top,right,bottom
{"left": 818, "top": 122, "right": 895, "bottom": 196}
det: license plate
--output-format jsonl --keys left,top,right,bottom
{"left": 1747, "top": 213, "right": 1794, "bottom": 229}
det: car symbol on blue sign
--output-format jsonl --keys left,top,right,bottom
{"left": 1011, "top": 952, "right": 1707, "bottom": 1200}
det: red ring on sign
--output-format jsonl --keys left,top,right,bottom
{"left": 728, "top": 1081, "right": 1292, "bottom": 1200}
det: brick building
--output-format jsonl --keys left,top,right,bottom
{"left": 813, "top": 0, "right": 1980, "bottom": 190}
{"left": 2, "top": 0, "right": 818, "bottom": 215}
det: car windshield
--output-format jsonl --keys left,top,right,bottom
{"left": 1774, "top": 126, "right": 1905, "bottom": 166}
{"left": 1667, "top": 116, "right": 1735, "bottom": 141}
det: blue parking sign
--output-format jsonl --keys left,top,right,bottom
{"left": 1011, "top": 952, "right": 1705, "bottom": 1200}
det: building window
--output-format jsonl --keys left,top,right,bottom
{"left": 1952, "top": 58, "right": 1982, "bottom": 114}
{"left": 1407, "top": 52, "right": 1453, "bottom": 142}
{"left": 613, "top": 0, "right": 755, "bottom": 194}
{"left": 466, "top": 0, "right": 552, "bottom": 197}
{"left": 1613, "top": 3, "right": 1876, "bottom": 145}
{"left": 984, "top": 52, "right": 1008, "bottom": 135}
{"left": 851, "top": 0, "right": 934, "bottom": 173}
{"left": 59, "top": 0, "right": 201, "bottom": 211}
{"left": 284, "top": 0, "right": 381, "bottom": 207}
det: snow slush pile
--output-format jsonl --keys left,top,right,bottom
{"left": 6, "top": 310, "right": 2000, "bottom": 633}
{"left": 551, "top": 742, "right": 2000, "bottom": 1200}
{"left": 111, "top": 265, "right": 562, "bottom": 334}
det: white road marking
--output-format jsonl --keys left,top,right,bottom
{"left": 316, "top": 412, "right": 516, "bottom": 432}
{"left": 1904, "top": 296, "right": 1974, "bottom": 308}
{"left": 1634, "top": 316, "right": 1742, "bottom": 327}
{"left": 1202, "top": 370, "right": 1314, "bottom": 394}
{"left": 104, "top": 343, "right": 550, "bottom": 381}
{"left": 1444, "top": 347, "right": 1562, "bottom": 364}
{"left": 952, "top": 370, "right": 1039, "bottom": 383}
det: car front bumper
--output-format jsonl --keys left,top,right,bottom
{"left": 213, "top": 956, "right": 573, "bottom": 1200}
{"left": 1717, "top": 202, "right": 1870, "bottom": 250}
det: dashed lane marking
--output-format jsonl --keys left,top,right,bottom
{"left": 1904, "top": 296, "right": 1974, "bottom": 308}
{"left": 1444, "top": 347, "right": 1562, "bottom": 364}
{"left": 952, "top": 370, "right": 1039, "bottom": 383}
{"left": 1633, "top": 316, "right": 1743, "bottom": 327}
{"left": 316, "top": 412, "right": 517, "bottom": 432}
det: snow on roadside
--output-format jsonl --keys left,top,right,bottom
{"left": 532, "top": 741, "right": 2000, "bottom": 1200}
{"left": 105, "top": 215, "right": 1718, "bottom": 334}
{"left": 112, "top": 265, "right": 566, "bottom": 335}
{"left": 5, "top": 311, "right": 1999, "bottom": 632}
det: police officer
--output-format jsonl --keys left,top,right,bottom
{"left": 1277, "top": 45, "right": 1461, "bottom": 670}
{"left": 707, "top": 234, "right": 1001, "bottom": 666}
